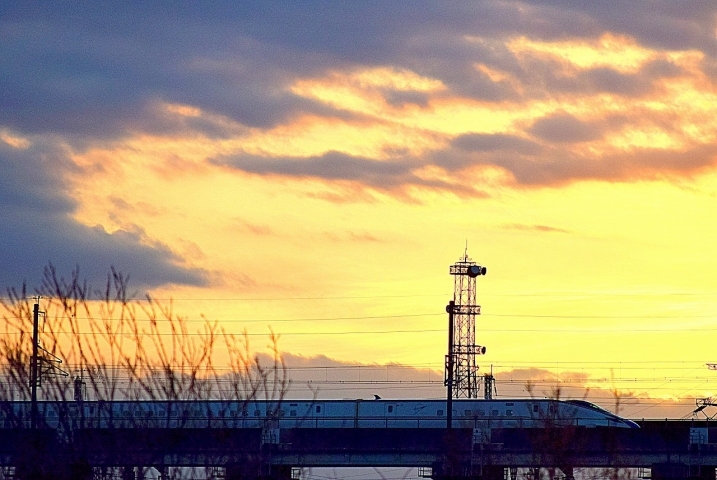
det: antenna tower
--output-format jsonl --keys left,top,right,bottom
{"left": 445, "top": 250, "right": 487, "bottom": 399}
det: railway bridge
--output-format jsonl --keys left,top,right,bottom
{"left": 2, "top": 420, "right": 717, "bottom": 480}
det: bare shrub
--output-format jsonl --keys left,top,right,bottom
{"left": 0, "top": 264, "right": 290, "bottom": 479}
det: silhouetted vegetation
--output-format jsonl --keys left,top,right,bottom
{"left": 0, "top": 264, "right": 289, "bottom": 480}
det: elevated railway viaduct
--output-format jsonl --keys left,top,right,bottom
{"left": 2, "top": 420, "right": 717, "bottom": 480}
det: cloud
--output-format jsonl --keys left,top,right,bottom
{"left": 232, "top": 218, "right": 275, "bottom": 236}
{"left": 2, "top": 1, "right": 717, "bottom": 202}
{"left": 4, "top": 1, "right": 715, "bottom": 139}
{"left": 492, "top": 144, "right": 717, "bottom": 186}
{"left": 211, "top": 135, "right": 717, "bottom": 197}
{"left": 213, "top": 151, "right": 489, "bottom": 199}
{"left": 324, "top": 231, "right": 384, "bottom": 244}
{"left": 529, "top": 112, "right": 602, "bottom": 144}
{"left": 216, "top": 151, "right": 416, "bottom": 186}
{"left": 438, "top": 131, "right": 717, "bottom": 188}
{"left": 503, "top": 223, "right": 570, "bottom": 234}
{"left": 0, "top": 141, "right": 208, "bottom": 291}
{"left": 452, "top": 133, "right": 542, "bottom": 155}
{"left": 268, "top": 353, "right": 695, "bottom": 418}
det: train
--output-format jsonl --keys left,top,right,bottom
{"left": 0, "top": 398, "right": 639, "bottom": 430}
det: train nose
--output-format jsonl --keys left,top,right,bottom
{"left": 624, "top": 419, "right": 640, "bottom": 429}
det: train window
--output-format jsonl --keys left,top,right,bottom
{"left": 437, "top": 410, "right": 443, "bottom": 416}
{"left": 506, "top": 410, "right": 513, "bottom": 416}
{"left": 491, "top": 409, "right": 499, "bottom": 416}
{"left": 254, "top": 410, "right": 261, "bottom": 417}
{"left": 388, "top": 406, "right": 393, "bottom": 413}
{"left": 533, "top": 405, "right": 539, "bottom": 413}
{"left": 278, "top": 410, "right": 285, "bottom": 417}
{"left": 242, "top": 409, "right": 248, "bottom": 417}
{"left": 315, "top": 406, "right": 321, "bottom": 414}
{"left": 290, "top": 410, "right": 297, "bottom": 417}
{"left": 549, "top": 405, "right": 556, "bottom": 414}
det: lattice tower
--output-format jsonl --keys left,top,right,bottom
{"left": 448, "top": 252, "right": 487, "bottom": 398}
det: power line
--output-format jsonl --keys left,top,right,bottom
{"left": 14, "top": 311, "right": 716, "bottom": 324}
{"left": 7, "top": 325, "right": 717, "bottom": 336}
{"left": 486, "top": 313, "right": 717, "bottom": 319}
{"left": 0, "top": 328, "right": 445, "bottom": 337}
{"left": 9, "top": 290, "right": 717, "bottom": 303}
{"left": 0, "top": 293, "right": 451, "bottom": 303}
{"left": 41, "top": 313, "right": 444, "bottom": 323}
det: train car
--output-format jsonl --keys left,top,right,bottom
{"left": 0, "top": 398, "right": 638, "bottom": 430}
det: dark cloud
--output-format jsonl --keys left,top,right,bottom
{"left": 467, "top": 143, "right": 717, "bottom": 187}
{"left": 511, "top": 56, "right": 689, "bottom": 101}
{"left": 383, "top": 90, "right": 431, "bottom": 108}
{"left": 214, "top": 151, "right": 417, "bottom": 187}
{"left": 1, "top": 1, "right": 717, "bottom": 201}
{"left": 0, "top": 3, "right": 326, "bottom": 138}
{"left": 520, "top": 0, "right": 717, "bottom": 54}
{"left": 529, "top": 112, "right": 602, "bottom": 143}
{"left": 214, "top": 136, "right": 717, "bottom": 197}
{"left": 213, "top": 150, "right": 490, "bottom": 200}
{"left": 3, "top": 1, "right": 716, "bottom": 140}
{"left": 452, "top": 133, "right": 542, "bottom": 155}
{"left": 0, "top": 142, "right": 208, "bottom": 291}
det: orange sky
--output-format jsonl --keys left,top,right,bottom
{"left": 2, "top": 3, "right": 717, "bottom": 419}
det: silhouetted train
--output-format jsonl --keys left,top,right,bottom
{"left": 0, "top": 398, "right": 638, "bottom": 429}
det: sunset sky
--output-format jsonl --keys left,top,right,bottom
{"left": 2, "top": 2, "right": 717, "bottom": 418}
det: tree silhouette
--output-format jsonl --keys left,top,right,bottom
{"left": 0, "top": 264, "right": 289, "bottom": 480}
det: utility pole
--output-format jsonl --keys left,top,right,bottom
{"left": 29, "top": 298, "right": 67, "bottom": 429}
{"left": 446, "top": 300, "right": 455, "bottom": 429}
{"left": 30, "top": 299, "right": 40, "bottom": 429}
